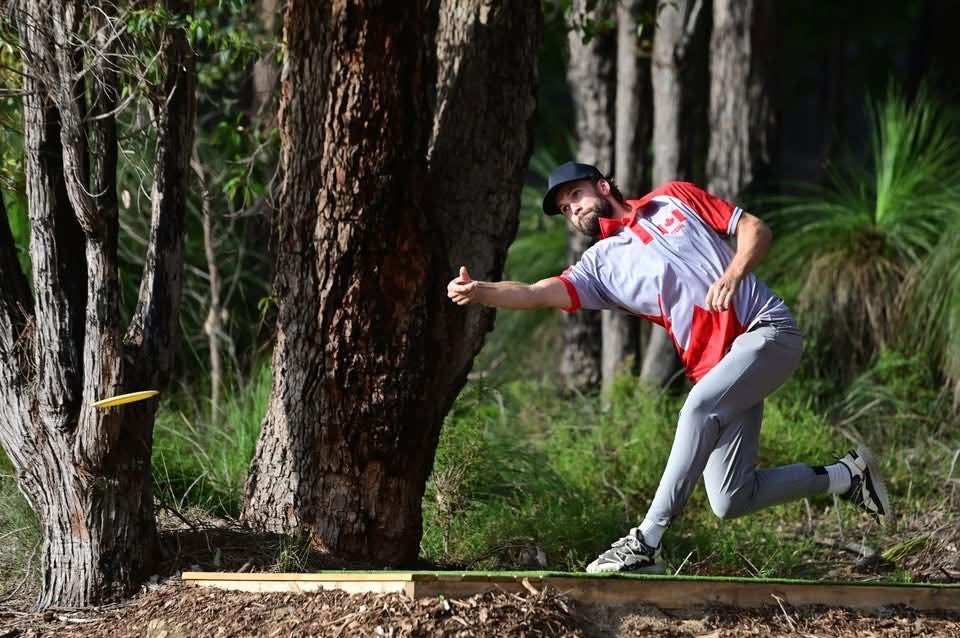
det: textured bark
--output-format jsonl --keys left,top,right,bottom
{"left": 706, "top": 0, "right": 774, "bottom": 202}
{"left": 242, "top": 0, "right": 539, "bottom": 564}
{"left": 640, "top": 0, "right": 707, "bottom": 387}
{"left": 2, "top": 0, "right": 196, "bottom": 608}
{"left": 562, "top": 0, "right": 615, "bottom": 393}
{"left": 601, "top": 0, "right": 653, "bottom": 401}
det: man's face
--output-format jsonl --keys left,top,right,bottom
{"left": 556, "top": 179, "right": 613, "bottom": 238}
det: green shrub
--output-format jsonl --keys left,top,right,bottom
{"left": 765, "top": 84, "right": 960, "bottom": 382}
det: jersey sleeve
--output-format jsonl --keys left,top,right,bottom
{"left": 664, "top": 181, "right": 743, "bottom": 237}
{"left": 554, "top": 247, "right": 614, "bottom": 313}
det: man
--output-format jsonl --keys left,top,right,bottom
{"left": 447, "top": 161, "right": 891, "bottom": 574}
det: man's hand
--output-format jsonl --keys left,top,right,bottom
{"left": 448, "top": 266, "right": 480, "bottom": 306}
{"left": 704, "top": 272, "right": 742, "bottom": 312}
{"left": 447, "top": 268, "right": 573, "bottom": 309}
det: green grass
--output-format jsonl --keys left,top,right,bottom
{"left": 421, "top": 374, "right": 847, "bottom": 576}
{"left": 153, "top": 362, "right": 271, "bottom": 517}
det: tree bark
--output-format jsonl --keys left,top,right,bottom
{"left": 242, "top": 0, "right": 540, "bottom": 564}
{"left": 563, "top": 0, "right": 615, "bottom": 393}
{"left": 639, "top": 0, "right": 707, "bottom": 387}
{"left": 2, "top": 0, "right": 196, "bottom": 608}
{"left": 706, "top": 0, "right": 774, "bottom": 202}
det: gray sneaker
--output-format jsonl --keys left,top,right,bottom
{"left": 586, "top": 528, "right": 665, "bottom": 574}
{"left": 837, "top": 446, "right": 891, "bottom": 524}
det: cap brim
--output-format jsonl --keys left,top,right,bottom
{"left": 542, "top": 184, "right": 563, "bottom": 215}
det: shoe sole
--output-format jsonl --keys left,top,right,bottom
{"left": 857, "top": 445, "right": 892, "bottom": 526}
{"left": 587, "top": 561, "right": 667, "bottom": 575}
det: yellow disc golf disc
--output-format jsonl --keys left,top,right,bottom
{"left": 91, "top": 390, "right": 160, "bottom": 409}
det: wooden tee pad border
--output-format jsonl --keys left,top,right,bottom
{"left": 181, "top": 571, "right": 960, "bottom": 613}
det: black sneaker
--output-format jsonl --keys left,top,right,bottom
{"left": 585, "top": 528, "right": 665, "bottom": 574}
{"left": 837, "top": 446, "right": 891, "bottom": 524}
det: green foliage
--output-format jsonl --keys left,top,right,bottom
{"left": 766, "top": 85, "right": 960, "bottom": 380}
{"left": 113, "top": 0, "right": 278, "bottom": 381}
{"left": 153, "top": 362, "right": 270, "bottom": 516}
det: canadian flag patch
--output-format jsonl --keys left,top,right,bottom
{"left": 653, "top": 208, "right": 687, "bottom": 236}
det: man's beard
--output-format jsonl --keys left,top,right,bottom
{"left": 576, "top": 199, "right": 612, "bottom": 238}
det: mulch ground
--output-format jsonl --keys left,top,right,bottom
{"left": 2, "top": 581, "right": 958, "bottom": 637}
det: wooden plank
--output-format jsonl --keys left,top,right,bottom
{"left": 182, "top": 571, "right": 416, "bottom": 583}
{"left": 538, "top": 577, "right": 960, "bottom": 613}
{"left": 189, "top": 579, "right": 411, "bottom": 595}
{"left": 182, "top": 571, "right": 960, "bottom": 613}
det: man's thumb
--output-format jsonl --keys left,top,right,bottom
{"left": 460, "top": 266, "right": 471, "bottom": 282}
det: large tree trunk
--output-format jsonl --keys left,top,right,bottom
{"left": 1, "top": 0, "right": 195, "bottom": 608}
{"left": 242, "top": 0, "right": 540, "bottom": 564}
{"left": 601, "top": 0, "right": 653, "bottom": 402}
{"left": 706, "top": 0, "right": 774, "bottom": 201}
{"left": 562, "top": 0, "right": 615, "bottom": 393}
{"left": 639, "top": 0, "right": 707, "bottom": 387}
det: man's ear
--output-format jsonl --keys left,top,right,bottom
{"left": 596, "top": 178, "right": 611, "bottom": 196}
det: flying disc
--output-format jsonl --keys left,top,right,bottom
{"left": 91, "top": 390, "right": 159, "bottom": 409}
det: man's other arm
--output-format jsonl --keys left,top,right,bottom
{"left": 447, "top": 266, "right": 573, "bottom": 310}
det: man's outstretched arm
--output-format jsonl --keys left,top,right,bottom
{"left": 447, "top": 266, "right": 572, "bottom": 310}
{"left": 704, "top": 213, "right": 772, "bottom": 312}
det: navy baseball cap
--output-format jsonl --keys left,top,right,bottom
{"left": 542, "top": 161, "right": 603, "bottom": 215}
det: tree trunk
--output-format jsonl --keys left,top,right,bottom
{"left": 563, "top": 0, "right": 615, "bottom": 393}
{"left": 639, "top": 0, "right": 707, "bottom": 387}
{"left": 601, "top": 0, "right": 654, "bottom": 402}
{"left": 242, "top": 0, "right": 540, "bottom": 564}
{"left": 706, "top": 0, "right": 774, "bottom": 201}
{"left": 1, "top": 0, "right": 196, "bottom": 608}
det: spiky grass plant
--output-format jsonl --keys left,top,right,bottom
{"left": 900, "top": 220, "right": 960, "bottom": 406}
{"left": 766, "top": 85, "right": 960, "bottom": 379}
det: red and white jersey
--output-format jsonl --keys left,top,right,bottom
{"left": 555, "top": 181, "right": 795, "bottom": 382}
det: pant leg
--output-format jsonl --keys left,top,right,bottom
{"left": 702, "top": 400, "right": 828, "bottom": 519}
{"left": 643, "top": 324, "right": 819, "bottom": 527}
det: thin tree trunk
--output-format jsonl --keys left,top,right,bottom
{"left": 252, "top": 0, "right": 281, "bottom": 124}
{"left": 2, "top": 0, "right": 196, "bottom": 608}
{"left": 192, "top": 153, "right": 223, "bottom": 421}
{"left": 242, "top": 0, "right": 539, "bottom": 564}
{"left": 601, "top": 0, "right": 653, "bottom": 402}
{"left": 639, "top": 0, "right": 707, "bottom": 387}
{"left": 706, "top": 0, "right": 774, "bottom": 202}
{"left": 563, "top": 0, "right": 615, "bottom": 393}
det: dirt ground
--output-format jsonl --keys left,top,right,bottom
{"left": 2, "top": 581, "right": 958, "bottom": 638}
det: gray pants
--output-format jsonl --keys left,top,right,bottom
{"left": 644, "top": 322, "right": 829, "bottom": 527}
